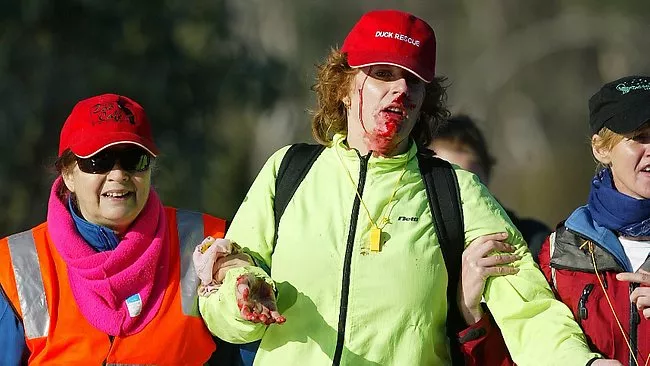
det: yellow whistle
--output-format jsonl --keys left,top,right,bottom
{"left": 370, "top": 227, "right": 381, "bottom": 252}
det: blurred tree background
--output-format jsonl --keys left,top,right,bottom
{"left": 2, "top": 0, "right": 650, "bottom": 235}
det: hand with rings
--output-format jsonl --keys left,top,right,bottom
{"left": 458, "top": 232, "right": 520, "bottom": 325}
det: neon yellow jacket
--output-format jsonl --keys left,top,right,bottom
{"left": 200, "top": 134, "right": 600, "bottom": 365}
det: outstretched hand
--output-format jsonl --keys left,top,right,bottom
{"left": 458, "top": 232, "right": 520, "bottom": 324}
{"left": 236, "top": 273, "right": 286, "bottom": 325}
{"left": 617, "top": 269, "right": 650, "bottom": 319}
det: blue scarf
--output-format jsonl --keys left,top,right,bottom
{"left": 69, "top": 196, "right": 120, "bottom": 251}
{"left": 588, "top": 168, "right": 650, "bottom": 237}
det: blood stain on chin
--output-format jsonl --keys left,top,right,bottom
{"left": 378, "top": 120, "right": 399, "bottom": 137}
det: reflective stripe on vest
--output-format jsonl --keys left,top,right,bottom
{"left": 175, "top": 210, "right": 204, "bottom": 317}
{"left": 8, "top": 209, "right": 205, "bottom": 340}
{"left": 7, "top": 230, "right": 50, "bottom": 339}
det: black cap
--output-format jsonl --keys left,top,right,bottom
{"left": 589, "top": 75, "right": 650, "bottom": 134}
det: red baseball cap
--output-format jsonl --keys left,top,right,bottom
{"left": 58, "top": 94, "right": 159, "bottom": 158}
{"left": 341, "top": 9, "right": 437, "bottom": 83}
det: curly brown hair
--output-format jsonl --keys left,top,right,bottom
{"left": 311, "top": 48, "right": 450, "bottom": 147}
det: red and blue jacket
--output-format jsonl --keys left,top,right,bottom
{"left": 461, "top": 206, "right": 650, "bottom": 366}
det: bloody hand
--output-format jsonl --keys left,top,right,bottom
{"left": 236, "top": 274, "right": 286, "bottom": 325}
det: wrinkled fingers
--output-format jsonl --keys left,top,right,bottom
{"left": 630, "top": 287, "right": 650, "bottom": 303}
{"left": 483, "top": 265, "right": 519, "bottom": 277}
{"left": 476, "top": 254, "right": 521, "bottom": 268}
{"left": 464, "top": 235, "right": 514, "bottom": 261}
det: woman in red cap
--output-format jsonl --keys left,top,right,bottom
{"left": 0, "top": 93, "right": 282, "bottom": 365}
{"left": 199, "top": 9, "right": 616, "bottom": 366}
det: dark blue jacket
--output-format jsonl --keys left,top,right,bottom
{"left": 0, "top": 287, "right": 25, "bottom": 365}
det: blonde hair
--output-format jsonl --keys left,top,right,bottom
{"left": 310, "top": 48, "right": 450, "bottom": 147}
{"left": 591, "top": 127, "right": 624, "bottom": 170}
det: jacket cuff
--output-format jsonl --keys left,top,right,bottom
{"left": 457, "top": 312, "right": 491, "bottom": 344}
{"left": 198, "top": 266, "right": 271, "bottom": 344}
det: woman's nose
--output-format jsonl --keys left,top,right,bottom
{"left": 391, "top": 78, "right": 411, "bottom": 97}
{"left": 106, "top": 162, "right": 130, "bottom": 181}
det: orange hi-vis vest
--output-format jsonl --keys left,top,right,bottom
{"left": 0, "top": 208, "right": 225, "bottom": 365}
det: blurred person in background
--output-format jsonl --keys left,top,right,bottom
{"left": 197, "top": 9, "right": 615, "bottom": 366}
{"left": 429, "top": 114, "right": 551, "bottom": 260}
{"left": 0, "top": 93, "right": 278, "bottom": 364}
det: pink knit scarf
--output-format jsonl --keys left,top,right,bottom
{"left": 47, "top": 177, "right": 170, "bottom": 336}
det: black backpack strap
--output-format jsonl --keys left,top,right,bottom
{"left": 274, "top": 143, "right": 326, "bottom": 243}
{"left": 208, "top": 144, "right": 324, "bottom": 366}
{"left": 417, "top": 150, "right": 465, "bottom": 365}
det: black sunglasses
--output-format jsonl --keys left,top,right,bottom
{"left": 76, "top": 147, "right": 153, "bottom": 174}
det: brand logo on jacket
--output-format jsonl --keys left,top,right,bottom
{"left": 398, "top": 216, "right": 419, "bottom": 222}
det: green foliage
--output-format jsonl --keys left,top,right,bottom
{"left": 0, "top": 0, "right": 291, "bottom": 234}
{"left": 4, "top": 0, "right": 650, "bottom": 235}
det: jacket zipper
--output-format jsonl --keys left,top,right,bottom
{"left": 103, "top": 335, "right": 115, "bottom": 365}
{"left": 577, "top": 284, "right": 594, "bottom": 324}
{"left": 630, "top": 283, "right": 640, "bottom": 366}
{"left": 332, "top": 152, "right": 370, "bottom": 366}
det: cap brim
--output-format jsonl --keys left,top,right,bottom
{"left": 347, "top": 52, "right": 433, "bottom": 83}
{"left": 604, "top": 104, "right": 650, "bottom": 134}
{"left": 70, "top": 132, "right": 159, "bottom": 158}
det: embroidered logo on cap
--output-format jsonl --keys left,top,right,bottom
{"left": 125, "top": 293, "right": 142, "bottom": 317}
{"left": 374, "top": 30, "right": 421, "bottom": 47}
{"left": 616, "top": 78, "right": 650, "bottom": 95}
{"left": 90, "top": 97, "right": 136, "bottom": 125}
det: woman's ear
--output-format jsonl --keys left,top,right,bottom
{"left": 61, "top": 169, "right": 75, "bottom": 193}
{"left": 591, "top": 134, "right": 612, "bottom": 166}
{"left": 342, "top": 96, "right": 351, "bottom": 109}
